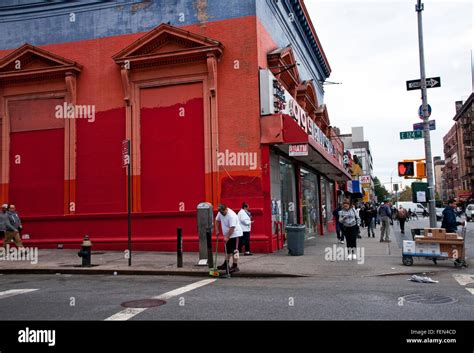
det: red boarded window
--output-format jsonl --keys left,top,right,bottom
{"left": 140, "top": 83, "right": 205, "bottom": 212}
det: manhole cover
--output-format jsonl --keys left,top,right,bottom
{"left": 121, "top": 299, "right": 166, "bottom": 308}
{"left": 401, "top": 294, "right": 457, "bottom": 305}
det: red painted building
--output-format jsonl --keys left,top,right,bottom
{"left": 0, "top": 0, "right": 350, "bottom": 253}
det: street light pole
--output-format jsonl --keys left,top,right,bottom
{"left": 416, "top": 0, "right": 436, "bottom": 227}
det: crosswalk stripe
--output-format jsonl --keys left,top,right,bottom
{"left": 453, "top": 274, "right": 474, "bottom": 286}
{"left": 0, "top": 289, "right": 38, "bottom": 299}
{"left": 452, "top": 274, "right": 474, "bottom": 295}
{"left": 105, "top": 279, "right": 217, "bottom": 321}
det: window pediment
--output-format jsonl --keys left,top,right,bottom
{"left": 0, "top": 43, "right": 82, "bottom": 84}
{"left": 112, "top": 23, "right": 223, "bottom": 69}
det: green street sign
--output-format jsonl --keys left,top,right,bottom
{"left": 400, "top": 130, "right": 423, "bottom": 140}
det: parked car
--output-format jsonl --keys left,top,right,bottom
{"left": 435, "top": 207, "right": 444, "bottom": 221}
{"left": 466, "top": 204, "right": 474, "bottom": 222}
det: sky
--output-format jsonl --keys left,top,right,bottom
{"left": 305, "top": 0, "right": 473, "bottom": 190}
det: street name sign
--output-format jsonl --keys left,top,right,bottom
{"left": 413, "top": 120, "right": 436, "bottom": 131}
{"left": 406, "top": 77, "right": 441, "bottom": 91}
{"left": 400, "top": 130, "right": 423, "bottom": 140}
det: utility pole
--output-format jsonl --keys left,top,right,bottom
{"left": 416, "top": 0, "right": 436, "bottom": 227}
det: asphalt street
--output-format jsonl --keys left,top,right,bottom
{"left": 0, "top": 270, "right": 472, "bottom": 321}
{"left": 0, "top": 218, "right": 472, "bottom": 321}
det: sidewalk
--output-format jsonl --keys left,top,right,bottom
{"left": 0, "top": 221, "right": 470, "bottom": 278}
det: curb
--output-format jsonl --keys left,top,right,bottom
{"left": 0, "top": 268, "right": 307, "bottom": 278}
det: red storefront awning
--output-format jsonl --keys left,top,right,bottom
{"left": 261, "top": 114, "right": 351, "bottom": 181}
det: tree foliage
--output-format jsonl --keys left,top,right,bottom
{"left": 374, "top": 176, "right": 390, "bottom": 202}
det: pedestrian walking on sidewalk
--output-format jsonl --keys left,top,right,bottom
{"left": 238, "top": 202, "right": 254, "bottom": 256}
{"left": 378, "top": 200, "right": 392, "bottom": 242}
{"left": 338, "top": 200, "right": 361, "bottom": 260}
{"left": 2, "top": 204, "right": 24, "bottom": 249}
{"left": 333, "top": 204, "right": 344, "bottom": 244}
{"left": 365, "top": 205, "right": 376, "bottom": 237}
{"left": 441, "top": 200, "right": 465, "bottom": 233}
{"left": 8, "top": 204, "right": 22, "bottom": 236}
{"left": 0, "top": 204, "right": 7, "bottom": 242}
{"left": 397, "top": 206, "right": 408, "bottom": 234}
{"left": 215, "top": 204, "right": 243, "bottom": 274}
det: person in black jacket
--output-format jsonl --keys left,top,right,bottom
{"left": 333, "top": 204, "right": 344, "bottom": 244}
{"left": 441, "top": 200, "right": 465, "bottom": 233}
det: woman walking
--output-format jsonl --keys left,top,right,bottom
{"left": 338, "top": 200, "right": 361, "bottom": 260}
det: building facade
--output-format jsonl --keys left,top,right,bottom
{"left": 0, "top": 0, "right": 349, "bottom": 252}
{"left": 443, "top": 94, "right": 474, "bottom": 202}
{"left": 338, "top": 127, "right": 374, "bottom": 203}
{"left": 433, "top": 156, "right": 446, "bottom": 202}
{"left": 453, "top": 93, "right": 474, "bottom": 200}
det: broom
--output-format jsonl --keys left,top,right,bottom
{"left": 209, "top": 232, "right": 220, "bottom": 277}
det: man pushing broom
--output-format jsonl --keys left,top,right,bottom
{"left": 214, "top": 204, "right": 243, "bottom": 275}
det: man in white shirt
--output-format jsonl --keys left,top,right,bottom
{"left": 215, "top": 204, "right": 243, "bottom": 274}
{"left": 238, "top": 202, "right": 254, "bottom": 256}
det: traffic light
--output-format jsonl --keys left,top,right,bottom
{"left": 398, "top": 162, "right": 415, "bottom": 176}
{"left": 416, "top": 162, "right": 426, "bottom": 178}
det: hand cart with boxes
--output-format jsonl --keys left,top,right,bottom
{"left": 402, "top": 227, "right": 467, "bottom": 268}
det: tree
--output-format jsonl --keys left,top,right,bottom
{"left": 399, "top": 186, "right": 413, "bottom": 201}
{"left": 374, "top": 176, "right": 390, "bottom": 202}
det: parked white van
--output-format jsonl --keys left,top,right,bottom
{"left": 395, "top": 202, "right": 427, "bottom": 215}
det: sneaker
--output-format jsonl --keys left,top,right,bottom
{"left": 339, "top": 240, "right": 345, "bottom": 244}
{"left": 244, "top": 252, "right": 253, "bottom": 256}
{"left": 352, "top": 254, "right": 357, "bottom": 260}
{"left": 217, "top": 262, "right": 228, "bottom": 270}
{"left": 229, "top": 266, "right": 240, "bottom": 273}
{"left": 347, "top": 254, "right": 353, "bottom": 260}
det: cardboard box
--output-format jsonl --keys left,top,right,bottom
{"left": 403, "top": 240, "right": 416, "bottom": 254}
{"left": 440, "top": 244, "right": 463, "bottom": 259}
{"left": 415, "top": 243, "right": 441, "bottom": 256}
{"left": 445, "top": 233, "right": 460, "bottom": 240}
{"left": 424, "top": 228, "right": 446, "bottom": 240}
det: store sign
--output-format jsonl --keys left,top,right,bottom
{"left": 289, "top": 144, "right": 308, "bottom": 156}
{"left": 259, "top": 69, "right": 335, "bottom": 157}
{"left": 122, "top": 139, "right": 130, "bottom": 168}
{"left": 347, "top": 181, "right": 353, "bottom": 193}
{"left": 352, "top": 180, "right": 361, "bottom": 193}
{"left": 360, "top": 175, "right": 371, "bottom": 184}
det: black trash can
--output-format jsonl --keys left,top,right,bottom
{"left": 286, "top": 224, "right": 306, "bottom": 256}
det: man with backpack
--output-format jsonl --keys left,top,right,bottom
{"left": 397, "top": 206, "right": 408, "bottom": 234}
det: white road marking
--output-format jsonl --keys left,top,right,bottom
{"left": 452, "top": 274, "right": 474, "bottom": 295}
{"left": 0, "top": 289, "right": 38, "bottom": 299}
{"left": 453, "top": 274, "right": 474, "bottom": 286}
{"left": 105, "top": 279, "right": 217, "bottom": 321}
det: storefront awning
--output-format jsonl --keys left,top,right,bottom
{"left": 261, "top": 114, "right": 352, "bottom": 181}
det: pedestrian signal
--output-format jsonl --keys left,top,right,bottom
{"left": 398, "top": 162, "right": 414, "bottom": 177}
{"left": 416, "top": 162, "right": 426, "bottom": 178}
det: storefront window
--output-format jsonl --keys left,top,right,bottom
{"left": 300, "top": 168, "right": 319, "bottom": 234}
{"left": 321, "top": 177, "right": 334, "bottom": 232}
{"left": 280, "top": 158, "right": 297, "bottom": 228}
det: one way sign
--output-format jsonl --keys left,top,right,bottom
{"left": 406, "top": 77, "right": 441, "bottom": 91}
